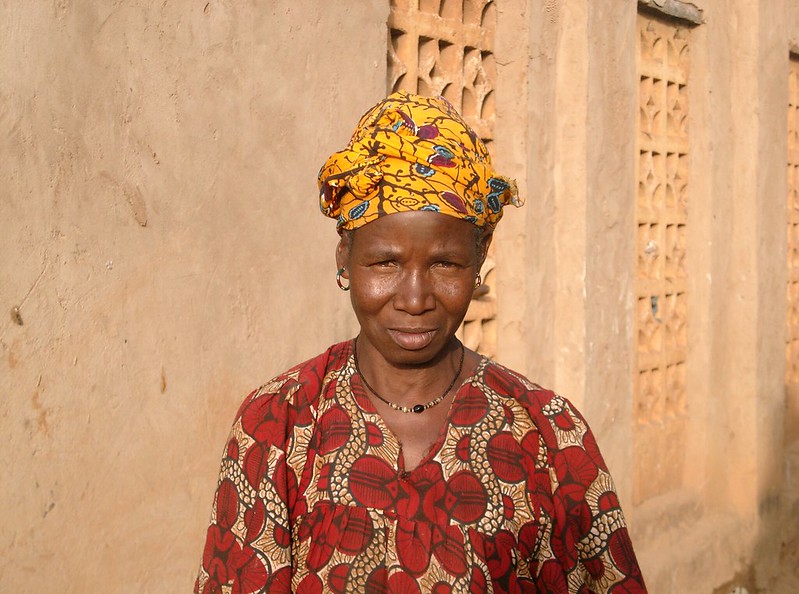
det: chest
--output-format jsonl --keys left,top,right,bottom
{"left": 293, "top": 375, "right": 548, "bottom": 539}
{"left": 376, "top": 397, "right": 453, "bottom": 471}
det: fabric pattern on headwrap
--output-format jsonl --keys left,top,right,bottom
{"left": 318, "top": 91, "right": 522, "bottom": 232}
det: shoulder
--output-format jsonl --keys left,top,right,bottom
{"left": 481, "top": 358, "right": 563, "bottom": 416}
{"left": 230, "top": 340, "right": 352, "bottom": 445}
{"left": 248, "top": 340, "right": 351, "bottom": 406}
{"left": 482, "top": 360, "right": 604, "bottom": 465}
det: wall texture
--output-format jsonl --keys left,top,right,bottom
{"left": 0, "top": 1, "right": 383, "bottom": 591}
{"left": 2, "top": 1, "right": 799, "bottom": 593}
{"left": 494, "top": 1, "right": 799, "bottom": 592}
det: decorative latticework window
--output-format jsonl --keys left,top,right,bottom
{"left": 388, "top": 0, "right": 498, "bottom": 356}
{"left": 788, "top": 57, "right": 799, "bottom": 388}
{"left": 633, "top": 12, "right": 691, "bottom": 503}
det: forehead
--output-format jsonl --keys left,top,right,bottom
{"left": 348, "top": 211, "right": 479, "bottom": 252}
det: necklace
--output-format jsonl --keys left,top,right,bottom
{"left": 353, "top": 338, "right": 465, "bottom": 414}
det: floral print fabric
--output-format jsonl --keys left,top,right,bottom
{"left": 195, "top": 340, "right": 646, "bottom": 593}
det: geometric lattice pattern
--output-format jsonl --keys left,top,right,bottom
{"left": 633, "top": 12, "right": 691, "bottom": 503}
{"left": 787, "top": 57, "right": 799, "bottom": 387}
{"left": 388, "top": 0, "right": 496, "bottom": 143}
{"left": 388, "top": 0, "right": 499, "bottom": 356}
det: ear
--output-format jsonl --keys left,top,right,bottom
{"left": 477, "top": 230, "right": 493, "bottom": 269}
{"left": 335, "top": 232, "right": 352, "bottom": 273}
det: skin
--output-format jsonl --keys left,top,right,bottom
{"left": 336, "top": 211, "right": 492, "bottom": 470}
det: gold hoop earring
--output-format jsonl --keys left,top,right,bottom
{"left": 474, "top": 272, "right": 482, "bottom": 289}
{"left": 336, "top": 267, "right": 350, "bottom": 291}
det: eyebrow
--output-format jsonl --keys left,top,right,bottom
{"left": 357, "top": 240, "right": 474, "bottom": 262}
{"left": 360, "top": 247, "right": 402, "bottom": 260}
{"left": 430, "top": 247, "right": 469, "bottom": 259}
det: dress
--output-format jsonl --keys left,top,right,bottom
{"left": 195, "top": 340, "right": 646, "bottom": 593}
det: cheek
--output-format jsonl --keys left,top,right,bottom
{"left": 435, "top": 278, "right": 475, "bottom": 311}
{"left": 349, "top": 276, "right": 396, "bottom": 311}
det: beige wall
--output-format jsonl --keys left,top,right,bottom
{"left": 496, "top": 0, "right": 640, "bottom": 500}
{"left": 495, "top": 1, "right": 799, "bottom": 592}
{"left": 2, "top": 1, "right": 798, "bottom": 593}
{"left": 0, "top": 1, "right": 383, "bottom": 591}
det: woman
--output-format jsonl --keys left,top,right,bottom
{"left": 195, "top": 92, "right": 646, "bottom": 593}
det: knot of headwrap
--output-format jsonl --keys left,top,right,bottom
{"left": 318, "top": 91, "right": 522, "bottom": 232}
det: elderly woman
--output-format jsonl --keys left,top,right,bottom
{"left": 195, "top": 93, "right": 646, "bottom": 593}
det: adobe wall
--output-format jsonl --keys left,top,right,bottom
{"left": 494, "top": 1, "right": 799, "bottom": 592}
{"left": 0, "top": 2, "right": 383, "bottom": 591}
{"left": 2, "top": 1, "right": 798, "bottom": 593}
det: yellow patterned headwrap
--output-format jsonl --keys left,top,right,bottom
{"left": 318, "top": 91, "right": 522, "bottom": 232}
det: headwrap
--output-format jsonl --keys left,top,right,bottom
{"left": 318, "top": 91, "right": 522, "bottom": 232}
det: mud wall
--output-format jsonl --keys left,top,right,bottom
{"left": 0, "top": 2, "right": 384, "bottom": 591}
{"left": 3, "top": 1, "right": 799, "bottom": 593}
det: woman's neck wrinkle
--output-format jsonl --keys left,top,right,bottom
{"left": 362, "top": 361, "right": 455, "bottom": 401}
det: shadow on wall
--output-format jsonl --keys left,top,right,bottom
{"left": 729, "top": 388, "right": 799, "bottom": 594}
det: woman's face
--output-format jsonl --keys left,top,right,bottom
{"left": 337, "top": 211, "right": 491, "bottom": 368}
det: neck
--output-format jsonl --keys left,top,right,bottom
{"left": 353, "top": 336, "right": 463, "bottom": 404}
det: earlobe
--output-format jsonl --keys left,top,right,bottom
{"left": 335, "top": 235, "right": 352, "bottom": 291}
{"left": 336, "top": 267, "right": 350, "bottom": 291}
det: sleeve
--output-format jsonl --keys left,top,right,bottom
{"left": 532, "top": 392, "right": 648, "bottom": 593}
{"left": 194, "top": 383, "right": 298, "bottom": 594}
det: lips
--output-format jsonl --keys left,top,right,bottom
{"left": 387, "top": 328, "right": 437, "bottom": 350}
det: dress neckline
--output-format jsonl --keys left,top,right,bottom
{"left": 343, "top": 339, "right": 490, "bottom": 475}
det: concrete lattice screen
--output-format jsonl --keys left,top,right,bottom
{"left": 633, "top": 12, "right": 690, "bottom": 504}
{"left": 387, "top": 0, "right": 499, "bottom": 357}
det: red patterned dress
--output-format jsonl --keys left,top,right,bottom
{"left": 195, "top": 340, "right": 646, "bottom": 593}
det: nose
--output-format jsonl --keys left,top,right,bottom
{"left": 393, "top": 269, "right": 435, "bottom": 314}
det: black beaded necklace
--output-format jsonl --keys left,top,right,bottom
{"left": 353, "top": 337, "right": 465, "bottom": 414}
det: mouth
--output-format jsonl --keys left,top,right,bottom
{"left": 387, "top": 328, "right": 437, "bottom": 351}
